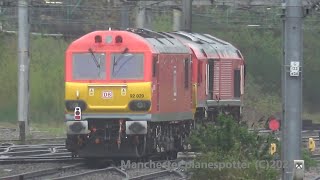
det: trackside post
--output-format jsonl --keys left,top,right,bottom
{"left": 18, "top": 0, "right": 30, "bottom": 144}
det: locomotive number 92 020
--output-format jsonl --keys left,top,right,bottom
{"left": 130, "top": 94, "right": 144, "bottom": 98}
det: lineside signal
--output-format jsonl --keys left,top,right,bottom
{"left": 268, "top": 117, "right": 280, "bottom": 131}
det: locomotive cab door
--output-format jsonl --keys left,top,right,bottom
{"left": 206, "top": 59, "right": 215, "bottom": 100}
{"left": 152, "top": 55, "right": 160, "bottom": 112}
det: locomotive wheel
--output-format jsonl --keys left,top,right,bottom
{"left": 134, "top": 135, "right": 147, "bottom": 158}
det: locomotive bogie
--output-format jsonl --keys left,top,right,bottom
{"left": 66, "top": 119, "right": 194, "bottom": 158}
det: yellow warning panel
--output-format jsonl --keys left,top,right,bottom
{"left": 89, "top": 88, "right": 94, "bottom": 96}
{"left": 121, "top": 87, "right": 127, "bottom": 96}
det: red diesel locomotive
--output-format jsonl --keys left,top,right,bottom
{"left": 64, "top": 28, "right": 245, "bottom": 159}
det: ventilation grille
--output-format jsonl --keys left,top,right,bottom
{"left": 214, "top": 61, "right": 233, "bottom": 98}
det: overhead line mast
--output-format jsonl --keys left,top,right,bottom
{"left": 182, "top": 0, "right": 192, "bottom": 32}
{"left": 18, "top": 0, "right": 30, "bottom": 144}
{"left": 281, "top": 0, "right": 305, "bottom": 178}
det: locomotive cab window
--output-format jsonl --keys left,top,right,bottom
{"left": 111, "top": 53, "right": 144, "bottom": 79}
{"left": 72, "top": 53, "right": 106, "bottom": 80}
{"left": 184, "top": 58, "right": 190, "bottom": 89}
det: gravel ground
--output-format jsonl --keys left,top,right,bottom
{"left": 305, "top": 172, "right": 320, "bottom": 180}
{"left": 0, "top": 163, "right": 128, "bottom": 180}
{"left": 151, "top": 174, "right": 185, "bottom": 180}
{"left": 0, "top": 128, "right": 63, "bottom": 140}
{"left": 127, "top": 169, "right": 161, "bottom": 177}
{"left": 33, "top": 166, "right": 93, "bottom": 180}
{"left": 304, "top": 165, "right": 320, "bottom": 180}
{"left": 0, "top": 163, "right": 181, "bottom": 180}
{"left": 125, "top": 167, "right": 167, "bottom": 177}
{"left": 1, "top": 161, "right": 318, "bottom": 180}
{"left": 1, "top": 127, "right": 319, "bottom": 179}
{"left": 64, "top": 171, "right": 125, "bottom": 180}
{"left": 0, "top": 162, "right": 73, "bottom": 178}
{"left": 0, "top": 128, "right": 20, "bottom": 140}
{"left": 125, "top": 167, "right": 185, "bottom": 180}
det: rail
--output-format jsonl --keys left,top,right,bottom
{"left": 0, "top": 163, "right": 84, "bottom": 180}
{"left": 51, "top": 167, "right": 129, "bottom": 180}
{"left": 128, "top": 169, "right": 185, "bottom": 180}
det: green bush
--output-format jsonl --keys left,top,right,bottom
{"left": 188, "top": 115, "right": 279, "bottom": 179}
{"left": 187, "top": 115, "right": 318, "bottom": 179}
{"left": 302, "top": 149, "right": 318, "bottom": 170}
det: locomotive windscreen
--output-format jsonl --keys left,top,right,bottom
{"left": 111, "top": 53, "right": 144, "bottom": 79}
{"left": 72, "top": 53, "right": 106, "bottom": 80}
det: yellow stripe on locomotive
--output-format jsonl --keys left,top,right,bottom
{"left": 65, "top": 82, "right": 152, "bottom": 113}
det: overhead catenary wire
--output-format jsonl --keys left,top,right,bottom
{"left": 1, "top": 0, "right": 320, "bottom": 38}
{"left": 0, "top": 0, "right": 318, "bottom": 8}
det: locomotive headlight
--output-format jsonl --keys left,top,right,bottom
{"left": 69, "top": 121, "right": 84, "bottom": 133}
{"left": 136, "top": 101, "right": 144, "bottom": 109}
{"left": 65, "top": 100, "right": 87, "bottom": 111}
{"left": 129, "top": 100, "right": 151, "bottom": 111}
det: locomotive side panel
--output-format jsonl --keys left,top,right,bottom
{"left": 232, "top": 59, "right": 244, "bottom": 99}
{"left": 190, "top": 53, "right": 207, "bottom": 111}
{"left": 151, "top": 55, "right": 160, "bottom": 114}
{"left": 153, "top": 54, "right": 193, "bottom": 121}
{"left": 194, "top": 58, "right": 207, "bottom": 108}
{"left": 213, "top": 59, "right": 234, "bottom": 100}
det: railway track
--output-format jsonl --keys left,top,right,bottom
{"left": 0, "top": 137, "right": 66, "bottom": 144}
{"left": 0, "top": 142, "right": 187, "bottom": 179}
{"left": 0, "top": 131, "right": 318, "bottom": 180}
{"left": 2, "top": 128, "right": 318, "bottom": 143}
{"left": 0, "top": 159, "right": 186, "bottom": 180}
{"left": 0, "top": 129, "right": 318, "bottom": 164}
{"left": 50, "top": 166, "right": 130, "bottom": 180}
{"left": 3, "top": 166, "right": 129, "bottom": 180}
{"left": 0, "top": 163, "right": 84, "bottom": 180}
{"left": 128, "top": 169, "right": 185, "bottom": 180}
{"left": 0, "top": 143, "right": 83, "bottom": 164}
{"left": 311, "top": 154, "right": 320, "bottom": 161}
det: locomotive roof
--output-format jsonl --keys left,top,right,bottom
{"left": 68, "top": 28, "right": 190, "bottom": 54}
{"left": 167, "top": 31, "right": 243, "bottom": 60}
{"left": 167, "top": 32, "right": 217, "bottom": 59}
{"left": 68, "top": 28, "right": 242, "bottom": 58}
{"left": 126, "top": 28, "right": 191, "bottom": 54}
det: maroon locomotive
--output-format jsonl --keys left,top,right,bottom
{"left": 167, "top": 31, "right": 245, "bottom": 122}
